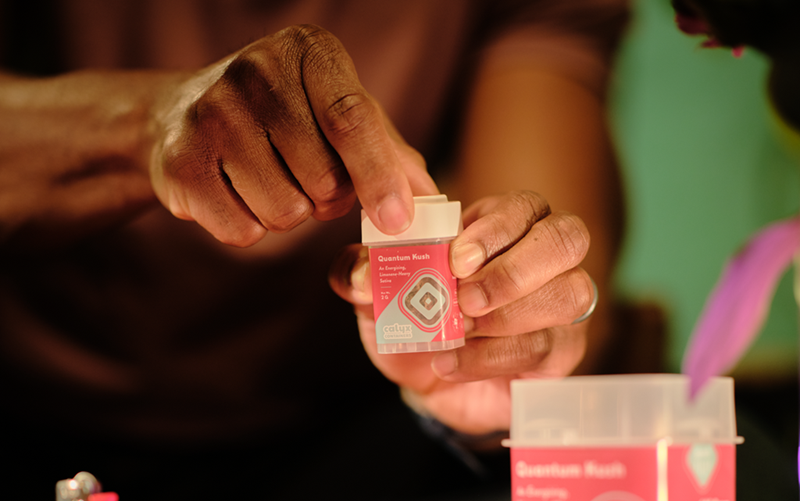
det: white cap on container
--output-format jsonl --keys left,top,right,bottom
{"left": 361, "top": 195, "right": 462, "bottom": 245}
{"left": 503, "top": 374, "right": 743, "bottom": 447}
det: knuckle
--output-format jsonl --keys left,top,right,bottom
{"left": 523, "top": 330, "right": 554, "bottom": 361}
{"left": 277, "top": 25, "right": 377, "bottom": 143}
{"left": 485, "top": 332, "right": 552, "bottom": 371}
{"left": 322, "top": 92, "right": 378, "bottom": 137}
{"left": 494, "top": 254, "right": 529, "bottom": 297}
{"left": 479, "top": 209, "right": 526, "bottom": 258}
{"left": 218, "top": 52, "right": 293, "bottom": 125}
{"left": 264, "top": 198, "right": 313, "bottom": 233}
{"left": 281, "top": 24, "right": 344, "bottom": 77}
{"left": 485, "top": 338, "right": 518, "bottom": 370}
{"left": 307, "top": 164, "right": 353, "bottom": 206}
{"left": 190, "top": 88, "right": 242, "bottom": 134}
{"left": 192, "top": 90, "right": 223, "bottom": 122}
{"left": 545, "top": 212, "right": 589, "bottom": 266}
{"left": 480, "top": 191, "right": 552, "bottom": 256}
{"left": 242, "top": 24, "right": 340, "bottom": 77}
{"left": 222, "top": 55, "right": 262, "bottom": 88}
{"left": 219, "top": 35, "right": 305, "bottom": 118}
{"left": 218, "top": 53, "right": 273, "bottom": 103}
{"left": 484, "top": 303, "right": 513, "bottom": 333}
{"left": 559, "top": 270, "right": 595, "bottom": 320}
{"left": 508, "top": 190, "right": 551, "bottom": 223}
{"left": 282, "top": 24, "right": 338, "bottom": 52}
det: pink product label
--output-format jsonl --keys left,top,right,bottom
{"left": 511, "top": 445, "right": 735, "bottom": 501}
{"left": 669, "top": 444, "right": 736, "bottom": 500}
{"left": 511, "top": 447, "right": 656, "bottom": 501}
{"left": 369, "top": 243, "right": 464, "bottom": 345}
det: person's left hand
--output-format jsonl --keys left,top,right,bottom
{"left": 329, "top": 191, "right": 595, "bottom": 435}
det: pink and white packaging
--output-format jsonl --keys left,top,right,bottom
{"left": 503, "top": 375, "right": 742, "bottom": 501}
{"left": 362, "top": 195, "right": 465, "bottom": 354}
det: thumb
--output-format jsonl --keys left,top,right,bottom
{"left": 329, "top": 243, "right": 372, "bottom": 305}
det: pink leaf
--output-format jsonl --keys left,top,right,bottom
{"left": 682, "top": 216, "right": 800, "bottom": 397}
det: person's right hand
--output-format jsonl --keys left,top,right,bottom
{"left": 150, "top": 24, "right": 436, "bottom": 247}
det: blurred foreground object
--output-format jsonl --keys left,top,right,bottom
{"left": 682, "top": 216, "right": 800, "bottom": 395}
{"left": 672, "top": 0, "right": 800, "bottom": 129}
{"left": 504, "top": 375, "right": 741, "bottom": 501}
{"left": 56, "top": 472, "right": 118, "bottom": 501}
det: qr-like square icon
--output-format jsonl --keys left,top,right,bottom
{"left": 402, "top": 275, "right": 449, "bottom": 326}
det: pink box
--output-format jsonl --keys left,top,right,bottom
{"left": 503, "top": 375, "right": 741, "bottom": 500}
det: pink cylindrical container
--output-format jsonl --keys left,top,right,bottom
{"left": 362, "top": 195, "right": 465, "bottom": 354}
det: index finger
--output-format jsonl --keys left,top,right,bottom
{"left": 450, "top": 191, "right": 552, "bottom": 279}
{"left": 450, "top": 192, "right": 590, "bottom": 317}
{"left": 296, "top": 25, "right": 414, "bottom": 235}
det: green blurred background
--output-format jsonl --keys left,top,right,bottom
{"left": 611, "top": 0, "right": 800, "bottom": 379}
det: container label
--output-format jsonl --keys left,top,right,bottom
{"left": 511, "top": 447, "right": 656, "bottom": 501}
{"left": 510, "top": 445, "right": 735, "bottom": 501}
{"left": 670, "top": 443, "right": 735, "bottom": 499}
{"left": 369, "top": 243, "right": 464, "bottom": 345}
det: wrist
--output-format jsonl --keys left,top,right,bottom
{"left": 0, "top": 70, "right": 181, "bottom": 248}
{"left": 400, "top": 386, "right": 508, "bottom": 453}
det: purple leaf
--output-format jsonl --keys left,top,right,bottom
{"left": 682, "top": 216, "right": 800, "bottom": 397}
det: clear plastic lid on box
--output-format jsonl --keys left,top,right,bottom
{"left": 503, "top": 374, "right": 743, "bottom": 448}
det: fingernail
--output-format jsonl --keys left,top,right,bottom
{"left": 432, "top": 351, "right": 458, "bottom": 378}
{"left": 451, "top": 242, "right": 484, "bottom": 277}
{"left": 377, "top": 196, "right": 411, "bottom": 234}
{"left": 458, "top": 282, "right": 487, "bottom": 314}
{"left": 351, "top": 258, "right": 372, "bottom": 303}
